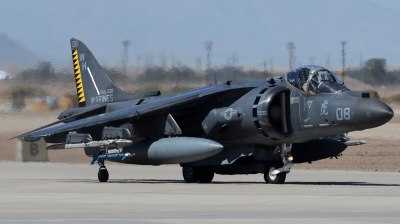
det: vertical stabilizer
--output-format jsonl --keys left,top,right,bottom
{"left": 70, "top": 38, "right": 132, "bottom": 107}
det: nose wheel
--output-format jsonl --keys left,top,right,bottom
{"left": 98, "top": 166, "right": 109, "bottom": 182}
{"left": 264, "top": 163, "right": 286, "bottom": 184}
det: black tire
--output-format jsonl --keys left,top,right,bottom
{"left": 198, "top": 167, "right": 214, "bottom": 183}
{"left": 264, "top": 165, "right": 286, "bottom": 184}
{"left": 98, "top": 168, "right": 109, "bottom": 182}
{"left": 182, "top": 166, "right": 200, "bottom": 183}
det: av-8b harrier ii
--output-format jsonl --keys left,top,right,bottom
{"left": 14, "top": 39, "right": 393, "bottom": 184}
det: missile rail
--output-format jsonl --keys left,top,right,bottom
{"left": 46, "top": 139, "right": 133, "bottom": 150}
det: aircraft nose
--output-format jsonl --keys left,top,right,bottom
{"left": 353, "top": 98, "right": 393, "bottom": 130}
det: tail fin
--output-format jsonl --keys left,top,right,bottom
{"left": 71, "top": 38, "right": 157, "bottom": 107}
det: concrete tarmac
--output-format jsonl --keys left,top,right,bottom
{"left": 0, "top": 162, "right": 399, "bottom": 223}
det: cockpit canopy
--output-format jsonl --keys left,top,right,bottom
{"left": 285, "top": 65, "right": 349, "bottom": 95}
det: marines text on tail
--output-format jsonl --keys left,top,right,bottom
{"left": 14, "top": 39, "right": 394, "bottom": 184}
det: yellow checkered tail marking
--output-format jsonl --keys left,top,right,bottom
{"left": 72, "top": 49, "right": 86, "bottom": 107}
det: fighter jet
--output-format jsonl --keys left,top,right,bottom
{"left": 13, "top": 39, "right": 394, "bottom": 184}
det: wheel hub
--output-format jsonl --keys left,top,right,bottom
{"left": 268, "top": 167, "right": 277, "bottom": 181}
{"left": 184, "top": 167, "right": 194, "bottom": 177}
{"left": 187, "top": 168, "right": 193, "bottom": 175}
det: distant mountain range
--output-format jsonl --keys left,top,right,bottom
{"left": 0, "top": 33, "right": 39, "bottom": 69}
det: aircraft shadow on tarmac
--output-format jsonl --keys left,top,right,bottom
{"left": 61, "top": 179, "right": 400, "bottom": 187}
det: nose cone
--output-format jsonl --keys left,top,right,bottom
{"left": 353, "top": 99, "right": 394, "bottom": 130}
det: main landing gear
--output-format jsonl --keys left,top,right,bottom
{"left": 182, "top": 166, "right": 214, "bottom": 183}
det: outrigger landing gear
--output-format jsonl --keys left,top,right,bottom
{"left": 98, "top": 165, "right": 109, "bottom": 182}
{"left": 91, "top": 147, "right": 134, "bottom": 183}
{"left": 97, "top": 158, "right": 109, "bottom": 183}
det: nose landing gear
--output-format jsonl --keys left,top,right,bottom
{"left": 265, "top": 144, "right": 293, "bottom": 184}
{"left": 264, "top": 162, "right": 286, "bottom": 184}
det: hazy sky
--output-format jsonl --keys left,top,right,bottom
{"left": 1, "top": 0, "right": 400, "bottom": 69}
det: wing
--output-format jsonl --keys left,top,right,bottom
{"left": 9, "top": 104, "right": 107, "bottom": 140}
{"left": 17, "top": 85, "right": 255, "bottom": 142}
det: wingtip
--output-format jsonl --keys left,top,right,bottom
{"left": 9, "top": 134, "right": 41, "bottom": 142}
{"left": 7, "top": 135, "right": 20, "bottom": 141}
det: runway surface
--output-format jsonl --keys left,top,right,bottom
{"left": 0, "top": 162, "right": 399, "bottom": 223}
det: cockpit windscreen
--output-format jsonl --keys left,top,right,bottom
{"left": 285, "top": 66, "right": 349, "bottom": 94}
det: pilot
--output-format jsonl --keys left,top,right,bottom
{"left": 301, "top": 77, "right": 307, "bottom": 92}
{"left": 307, "top": 73, "right": 319, "bottom": 94}
{"left": 299, "top": 70, "right": 309, "bottom": 93}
